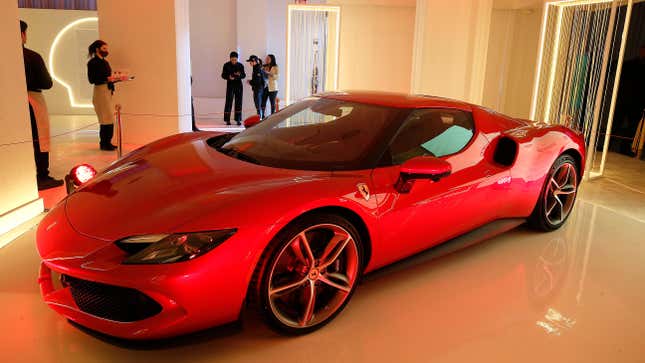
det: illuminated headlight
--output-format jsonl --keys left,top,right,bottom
{"left": 117, "top": 230, "right": 236, "bottom": 264}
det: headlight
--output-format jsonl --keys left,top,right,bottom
{"left": 117, "top": 230, "right": 236, "bottom": 264}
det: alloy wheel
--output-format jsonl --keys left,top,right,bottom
{"left": 544, "top": 162, "right": 577, "bottom": 226}
{"left": 267, "top": 223, "right": 360, "bottom": 329}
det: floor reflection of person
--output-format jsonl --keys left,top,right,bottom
{"left": 262, "top": 54, "right": 279, "bottom": 118}
{"left": 87, "top": 40, "right": 117, "bottom": 151}
{"left": 21, "top": 20, "right": 63, "bottom": 190}
{"left": 221, "top": 51, "right": 245, "bottom": 126}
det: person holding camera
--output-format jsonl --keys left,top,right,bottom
{"left": 247, "top": 55, "right": 266, "bottom": 120}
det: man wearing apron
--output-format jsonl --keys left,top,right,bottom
{"left": 21, "top": 20, "right": 63, "bottom": 190}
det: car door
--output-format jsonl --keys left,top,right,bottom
{"left": 368, "top": 108, "right": 510, "bottom": 269}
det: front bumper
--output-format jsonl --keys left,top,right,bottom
{"left": 39, "top": 262, "right": 190, "bottom": 339}
{"left": 36, "top": 203, "right": 256, "bottom": 340}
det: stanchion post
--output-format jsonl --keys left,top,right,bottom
{"left": 115, "top": 104, "right": 123, "bottom": 158}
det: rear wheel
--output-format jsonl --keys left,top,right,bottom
{"left": 528, "top": 154, "right": 579, "bottom": 231}
{"left": 257, "top": 214, "right": 363, "bottom": 335}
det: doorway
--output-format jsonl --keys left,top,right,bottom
{"left": 531, "top": 0, "right": 644, "bottom": 180}
{"left": 286, "top": 4, "right": 340, "bottom": 105}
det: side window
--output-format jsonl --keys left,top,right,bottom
{"left": 384, "top": 109, "right": 474, "bottom": 165}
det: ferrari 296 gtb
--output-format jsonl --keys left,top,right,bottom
{"left": 37, "top": 91, "right": 585, "bottom": 339}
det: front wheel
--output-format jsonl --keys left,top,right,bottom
{"left": 258, "top": 214, "right": 363, "bottom": 335}
{"left": 528, "top": 154, "right": 579, "bottom": 231}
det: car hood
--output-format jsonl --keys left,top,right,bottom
{"left": 65, "top": 133, "right": 328, "bottom": 241}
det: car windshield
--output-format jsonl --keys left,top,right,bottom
{"left": 212, "top": 98, "right": 408, "bottom": 170}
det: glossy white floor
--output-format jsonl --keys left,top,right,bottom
{"left": 1, "top": 115, "right": 644, "bottom": 363}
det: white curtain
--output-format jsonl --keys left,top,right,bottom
{"left": 289, "top": 10, "right": 328, "bottom": 103}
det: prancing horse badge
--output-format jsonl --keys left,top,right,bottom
{"left": 357, "top": 183, "right": 370, "bottom": 201}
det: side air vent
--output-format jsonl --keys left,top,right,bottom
{"left": 493, "top": 137, "right": 518, "bottom": 167}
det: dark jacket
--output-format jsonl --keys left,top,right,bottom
{"left": 87, "top": 56, "right": 115, "bottom": 92}
{"left": 221, "top": 61, "right": 246, "bottom": 84}
{"left": 23, "top": 47, "right": 52, "bottom": 92}
{"left": 249, "top": 64, "right": 266, "bottom": 90}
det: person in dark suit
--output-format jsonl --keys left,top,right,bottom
{"left": 221, "top": 51, "right": 246, "bottom": 125}
{"left": 21, "top": 20, "right": 63, "bottom": 190}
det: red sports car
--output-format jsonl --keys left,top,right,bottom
{"left": 37, "top": 91, "right": 585, "bottom": 339}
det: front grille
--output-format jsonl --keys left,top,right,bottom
{"left": 63, "top": 275, "right": 162, "bottom": 322}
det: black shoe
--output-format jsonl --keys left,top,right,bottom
{"left": 236, "top": 121, "right": 241, "bottom": 126}
{"left": 38, "top": 176, "right": 64, "bottom": 190}
{"left": 100, "top": 144, "right": 117, "bottom": 151}
{"left": 225, "top": 121, "right": 231, "bottom": 126}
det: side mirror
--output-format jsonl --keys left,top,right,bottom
{"left": 243, "top": 115, "right": 261, "bottom": 128}
{"left": 395, "top": 156, "right": 451, "bottom": 193}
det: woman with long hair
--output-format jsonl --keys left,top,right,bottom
{"left": 87, "top": 40, "right": 117, "bottom": 150}
{"left": 262, "top": 54, "right": 279, "bottom": 118}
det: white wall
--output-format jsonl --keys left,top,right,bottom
{"left": 18, "top": 9, "right": 98, "bottom": 116}
{"left": 503, "top": 8, "right": 541, "bottom": 119}
{"left": 482, "top": 9, "right": 515, "bottom": 111}
{"left": 332, "top": 0, "right": 416, "bottom": 93}
{"left": 98, "top": 0, "right": 192, "bottom": 144}
{"left": 0, "top": 2, "right": 43, "bottom": 238}
{"left": 412, "top": 0, "right": 493, "bottom": 104}
{"left": 236, "top": 0, "right": 270, "bottom": 111}
{"left": 189, "top": 0, "right": 236, "bottom": 99}
{"left": 266, "top": 0, "right": 287, "bottom": 95}
{"left": 483, "top": 7, "right": 542, "bottom": 118}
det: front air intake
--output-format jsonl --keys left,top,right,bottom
{"left": 63, "top": 275, "right": 162, "bottom": 322}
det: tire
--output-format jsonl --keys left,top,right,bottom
{"left": 528, "top": 154, "right": 579, "bottom": 231}
{"left": 255, "top": 213, "right": 363, "bottom": 335}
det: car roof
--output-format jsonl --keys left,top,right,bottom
{"left": 318, "top": 91, "right": 474, "bottom": 111}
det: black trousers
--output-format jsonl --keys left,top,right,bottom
{"left": 224, "top": 82, "right": 243, "bottom": 123}
{"left": 252, "top": 87, "right": 264, "bottom": 119}
{"left": 29, "top": 103, "right": 49, "bottom": 178}
{"left": 262, "top": 89, "right": 278, "bottom": 118}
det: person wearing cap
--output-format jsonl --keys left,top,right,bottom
{"left": 247, "top": 55, "right": 266, "bottom": 120}
{"left": 221, "top": 51, "right": 246, "bottom": 125}
{"left": 20, "top": 20, "right": 63, "bottom": 190}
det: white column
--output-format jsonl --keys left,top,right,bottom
{"left": 412, "top": 0, "right": 493, "bottom": 104}
{"left": 0, "top": 2, "right": 43, "bottom": 241}
{"left": 97, "top": 0, "right": 192, "bottom": 145}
